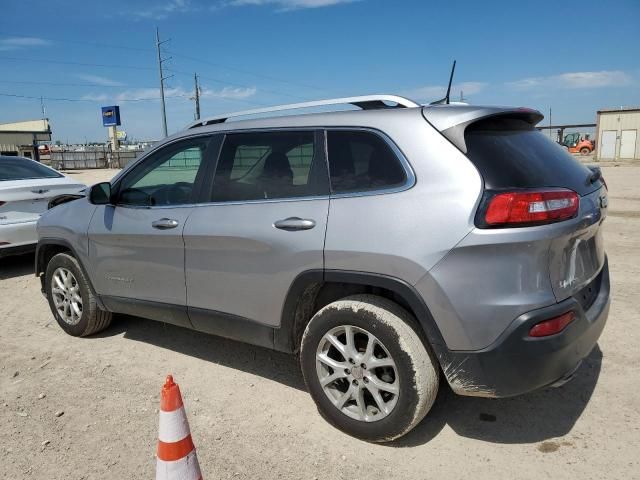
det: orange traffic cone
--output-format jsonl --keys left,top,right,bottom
{"left": 156, "top": 375, "right": 203, "bottom": 480}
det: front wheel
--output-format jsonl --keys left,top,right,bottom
{"left": 580, "top": 147, "right": 591, "bottom": 155}
{"left": 300, "top": 295, "right": 439, "bottom": 442}
{"left": 45, "top": 253, "right": 112, "bottom": 337}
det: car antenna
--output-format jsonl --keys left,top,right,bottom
{"left": 430, "top": 60, "right": 457, "bottom": 105}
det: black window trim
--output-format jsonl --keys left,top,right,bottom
{"left": 324, "top": 127, "right": 416, "bottom": 199}
{"left": 108, "top": 126, "right": 415, "bottom": 208}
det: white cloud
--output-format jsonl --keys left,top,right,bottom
{"left": 80, "top": 85, "right": 257, "bottom": 102}
{"left": 0, "top": 36, "right": 51, "bottom": 51}
{"left": 81, "top": 88, "right": 186, "bottom": 102}
{"left": 226, "top": 0, "right": 359, "bottom": 10}
{"left": 76, "top": 74, "right": 125, "bottom": 87}
{"left": 201, "top": 86, "right": 257, "bottom": 99}
{"left": 507, "top": 71, "right": 632, "bottom": 90}
{"left": 404, "top": 82, "right": 487, "bottom": 102}
{"left": 80, "top": 93, "right": 110, "bottom": 102}
{"left": 118, "top": 87, "right": 186, "bottom": 101}
{"left": 133, "top": 0, "right": 192, "bottom": 19}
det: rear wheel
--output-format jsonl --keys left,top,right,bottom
{"left": 45, "top": 253, "right": 112, "bottom": 337}
{"left": 300, "top": 295, "right": 439, "bottom": 442}
{"left": 580, "top": 147, "right": 591, "bottom": 155}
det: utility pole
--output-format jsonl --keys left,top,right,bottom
{"left": 193, "top": 73, "right": 201, "bottom": 121}
{"left": 155, "top": 27, "right": 171, "bottom": 137}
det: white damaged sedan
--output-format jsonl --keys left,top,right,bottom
{"left": 0, "top": 156, "right": 86, "bottom": 258}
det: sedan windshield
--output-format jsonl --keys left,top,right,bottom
{"left": 0, "top": 157, "right": 63, "bottom": 181}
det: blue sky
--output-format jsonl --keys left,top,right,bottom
{"left": 1, "top": 0, "right": 638, "bottom": 143}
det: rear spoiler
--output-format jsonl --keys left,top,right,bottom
{"left": 422, "top": 105, "right": 544, "bottom": 153}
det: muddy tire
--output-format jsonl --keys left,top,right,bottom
{"left": 45, "top": 253, "right": 112, "bottom": 337}
{"left": 300, "top": 294, "right": 439, "bottom": 442}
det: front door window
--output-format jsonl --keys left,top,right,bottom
{"left": 118, "top": 138, "right": 210, "bottom": 206}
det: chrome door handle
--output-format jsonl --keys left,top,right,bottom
{"left": 274, "top": 217, "right": 316, "bottom": 231}
{"left": 152, "top": 218, "right": 179, "bottom": 230}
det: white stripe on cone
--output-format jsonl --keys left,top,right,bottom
{"left": 156, "top": 451, "right": 202, "bottom": 480}
{"left": 158, "top": 406, "right": 191, "bottom": 443}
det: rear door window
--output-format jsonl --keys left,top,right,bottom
{"left": 211, "top": 131, "right": 328, "bottom": 201}
{"left": 326, "top": 130, "right": 407, "bottom": 194}
{"left": 464, "top": 118, "right": 598, "bottom": 195}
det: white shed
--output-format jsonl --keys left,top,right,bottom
{"left": 0, "top": 119, "right": 52, "bottom": 159}
{"left": 596, "top": 107, "right": 640, "bottom": 161}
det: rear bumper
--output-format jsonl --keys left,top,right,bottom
{"left": 439, "top": 258, "right": 610, "bottom": 398}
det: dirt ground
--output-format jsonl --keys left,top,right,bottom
{"left": 1, "top": 166, "right": 639, "bottom": 480}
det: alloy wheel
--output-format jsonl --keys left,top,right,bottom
{"left": 315, "top": 325, "right": 399, "bottom": 422}
{"left": 51, "top": 267, "right": 83, "bottom": 326}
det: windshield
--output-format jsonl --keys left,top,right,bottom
{"left": 0, "top": 157, "right": 63, "bottom": 181}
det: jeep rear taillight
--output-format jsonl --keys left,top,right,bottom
{"left": 481, "top": 189, "right": 579, "bottom": 227}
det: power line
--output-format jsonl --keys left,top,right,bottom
{"left": 0, "top": 76, "right": 270, "bottom": 103}
{"left": 0, "top": 92, "right": 188, "bottom": 103}
{"left": 181, "top": 70, "right": 308, "bottom": 101}
{"left": 0, "top": 91, "right": 270, "bottom": 107}
{"left": 0, "top": 30, "right": 154, "bottom": 53}
{"left": 0, "top": 38, "right": 330, "bottom": 111}
{"left": 0, "top": 78, "right": 275, "bottom": 109}
{"left": 0, "top": 31, "right": 332, "bottom": 96}
{"left": 165, "top": 50, "right": 331, "bottom": 94}
{"left": 0, "top": 73, "right": 297, "bottom": 104}
{"left": 0, "top": 55, "right": 307, "bottom": 102}
{"left": 0, "top": 79, "right": 156, "bottom": 89}
{"left": 0, "top": 55, "right": 156, "bottom": 71}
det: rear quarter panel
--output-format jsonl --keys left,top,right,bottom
{"left": 324, "top": 110, "right": 482, "bottom": 284}
{"left": 416, "top": 226, "right": 558, "bottom": 350}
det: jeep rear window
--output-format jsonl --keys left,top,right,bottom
{"left": 464, "top": 118, "right": 597, "bottom": 196}
{"left": 0, "top": 157, "right": 62, "bottom": 181}
{"left": 327, "top": 131, "right": 407, "bottom": 194}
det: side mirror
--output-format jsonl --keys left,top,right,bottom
{"left": 89, "top": 182, "right": 113, "bottom": 205}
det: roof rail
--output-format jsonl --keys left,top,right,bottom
{"left": 186, "top": 94, "right": 420, "bottom": 129}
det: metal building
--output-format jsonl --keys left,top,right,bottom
{"left": 0, "top": 119, "right": 52, "bottom": 160}
{"left": 596, "top": 107, "right": 640, "bottom": 161}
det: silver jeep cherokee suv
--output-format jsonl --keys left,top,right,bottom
{"left": 36, "top": 95, "right": 610, "bottom": 442}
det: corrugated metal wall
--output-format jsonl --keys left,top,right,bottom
{"left": 596, "top": 111, "right": 640, "bottom": 160}
{"left": 0, "top": 143, "right": 19, "bottom": 154}
{"left": 0, "top": 133, "right": 37, "bottom": 157}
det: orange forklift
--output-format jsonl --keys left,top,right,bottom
{"left": 561, "top": 132, "right": 595, "bottom": 155}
